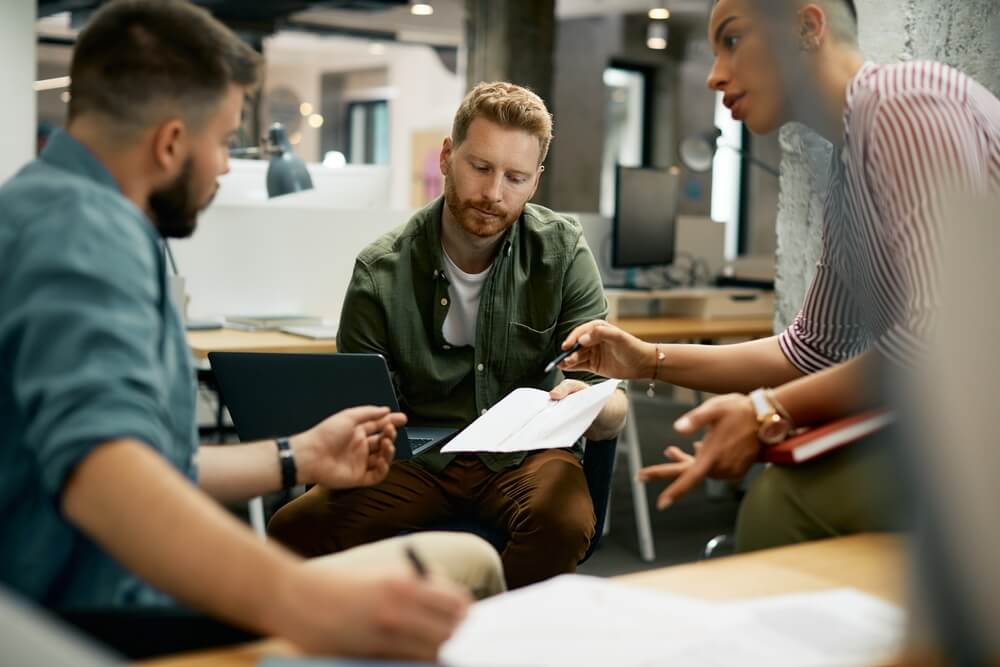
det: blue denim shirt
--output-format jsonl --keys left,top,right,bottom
{"left": 0, "top": 131, "right": 197, "bottom": 607}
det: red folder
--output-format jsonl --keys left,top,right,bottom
{"left": 761, "top": 410, "right": 895, "bottom": 464}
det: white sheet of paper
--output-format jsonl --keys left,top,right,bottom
{"left": 441, "top": 379, "right": 622, "bottom": 453}
{"left": 440, "top": 575, "right": 905, "bottom": 667}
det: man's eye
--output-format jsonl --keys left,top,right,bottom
{"left": 723, "top": 34, "right": 741, "bottom": 50}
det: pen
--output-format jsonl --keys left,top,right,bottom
{"left": 544, "top": 342, "right": 582, "bottom": 373}
{"left": 405, "top": 545, "right": 428, "bottom": 579}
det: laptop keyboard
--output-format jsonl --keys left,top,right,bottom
{"left": 409, "top": 437, "right": 433, "bottom": 447}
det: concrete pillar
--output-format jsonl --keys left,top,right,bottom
{"left": 1, "top": 0, "right": 37, "bottom": 183}
{"left": 464, "top": 0, "right": 555, "bottom": 100}
{"left": 773, "top": 0, "right": 1000, "bottom": 329}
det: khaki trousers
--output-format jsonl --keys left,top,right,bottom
{"left": 269, "top": 450, "right": 595, "bottom": 589}
{"left": 309, "top": 532, "right": 506, "bottom": 600}
{"left": 735, "top": 436, "right": 904, "bottom": 553}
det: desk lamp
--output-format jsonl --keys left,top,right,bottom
{"left": 229, "top": 122, "right": 314, "bottom": 198}
{"left": 264, "top": 123, "right": 313, "bottom": 198}
{"left": 680, "top": 127, "right": 779, "bottom": 177}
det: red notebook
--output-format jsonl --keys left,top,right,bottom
{"left": 761, "top": 410, "right": 895, "bottom": 464}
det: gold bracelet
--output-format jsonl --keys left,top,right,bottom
{"left": 647, "top": 344, "right": 665, "bottom": 398}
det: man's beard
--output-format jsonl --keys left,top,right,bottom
{"left": 148, "top": 159, "right": 216, "bottom": 239}
{"left": 443, "top": 169, "right": 518, "bottom": 239}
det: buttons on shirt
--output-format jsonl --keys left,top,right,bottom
{"left": 476, "top": 363, "right": 485, "bottom": 372}
{"left": 480, "top": 408, "right": 488, "bottom": 416}
{"left": 433, "top": 270, "right": 439, "bottom": 278}
{"left": 440, "top": 297, "right": 448, "bottom": 306}
{"left": 443, "top": 344, "right": 452, "bottom": 350}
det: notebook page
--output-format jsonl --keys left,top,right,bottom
{"left": 440, "top": 387, "right": 552, "bottom": 453}
{"left": 513, "top": 379, "right": 622, "bottom": 449}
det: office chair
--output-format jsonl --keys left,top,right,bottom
{"left": 423, "top": 437, "right": 619, "bottom": 564}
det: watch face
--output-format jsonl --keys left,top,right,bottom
{"left": 759, "top": 416, "right": 792, "bottom": 445}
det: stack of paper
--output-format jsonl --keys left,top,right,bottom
{"left": 440, "top": 575, "right": 905, "bottom": 667}
{"left": 442, "top": 379, "right": 622, "bottom": 454}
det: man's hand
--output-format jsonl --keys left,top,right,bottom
{"left": 640, "top": 394, "right": 760, "bottom": 508}
{"left": 273, "top": 564, "right": 470, "bottom": 661}
{"left": 292, "top": 406, "right": 407, "bottom": 489}
{"left": 549, "top": 379, "right": 628, "bottom": 441}
{"left": 556, "top": 320, "right": 657, "bottom": 381}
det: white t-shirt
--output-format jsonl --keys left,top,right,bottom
{"left": 441, "top": 247, "right": 490, "bottom": 347}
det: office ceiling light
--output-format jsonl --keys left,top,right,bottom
{"left": 411, "top": 1, "right": 433, "bottom": 16}
{"left": 648, "top": 5, "right": 670, "bottom": 20}
{"left": 646, "top": 20, "right": 668, "bottom": 50}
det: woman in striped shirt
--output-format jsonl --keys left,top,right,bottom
{"left": 558, "top": 0, "right": 1000, "bottom": 551}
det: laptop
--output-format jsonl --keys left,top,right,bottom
{"left": 208, "top": 352, "right": 457, "bottom": 459}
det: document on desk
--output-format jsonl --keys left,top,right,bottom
{"left": 440, "top": 379, "right": 621, "bottom": 454}
{"left": 440, "top": 575, "right": 905, "bottom": 667}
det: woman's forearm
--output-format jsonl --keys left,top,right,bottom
{"left": 657, "top": 336, "right": 804, "bottom": 394}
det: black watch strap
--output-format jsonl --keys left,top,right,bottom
{"left": 275, "top": 437, "right": 297, "bottom": 490}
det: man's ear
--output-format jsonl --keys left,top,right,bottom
{"left": 150, "top": 118, "right": 187, "bottom": 177}
{"left": 439, "top": 137, "right": 453, "bottom": 176}
{"left": 528, "top": 164, "right": 544, "bottom": 201}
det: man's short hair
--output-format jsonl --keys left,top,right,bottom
{"left": 451, "top": 82, "right": 554, "bottom": 165}
{"left": 68, "top": 0, "right": 262, "bottom": 135}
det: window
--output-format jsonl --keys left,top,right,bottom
{"left": 600, "top": 66, "right": 648, "bottom": 217}
{"left": 346, "top": 100, "right": 389, "bottom": 165}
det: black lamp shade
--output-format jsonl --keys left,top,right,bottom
{"left": 265, "top": 123, "right": 314, "bottom": 198}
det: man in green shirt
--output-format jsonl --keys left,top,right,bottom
{"left": 269, "top": 82, "right": 628, "bottom": 588}
{"left": 0, "top": 1, "right": 504, "bottom": 661}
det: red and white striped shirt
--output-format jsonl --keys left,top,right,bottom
{"left": 779, "top": 61, "right": 1000, "bottom": 373}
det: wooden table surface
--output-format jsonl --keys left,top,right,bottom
{"left": 186, "top": 329, "right": 338, "bottom": 360}
{"left": 140, "top": 533, "right": 905, "bottom": 666}
{"left": 612, "top": 315, "right": 775, "bottom": 342}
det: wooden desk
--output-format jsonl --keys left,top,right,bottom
{"left": 186, "top": 329, "right": 337, "bottom": 360}
{"left": 186, "top": 317, "right": 773, "bottom": 360}
{"left": 139, "top": 533, "right": 905, "bottom": 667}
{"left": 613, "top": 315, "right": 774, "bottom": 342}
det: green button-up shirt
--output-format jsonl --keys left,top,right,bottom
{"left": 0, "top": 131, "right": 197, "bottom": 607}
{"left": 337, "top": 197, "right": 612, "bottom": 473}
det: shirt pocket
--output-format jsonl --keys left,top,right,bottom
{"left": 503, "top": 319, "right": 558, "bottom": 389}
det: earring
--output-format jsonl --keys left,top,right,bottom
{"left": 800, "top": 35, "right": 819, "bottom": 51}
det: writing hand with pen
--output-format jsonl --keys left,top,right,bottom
{"left": 289, "top": 545, "right": 470, "bottom": 661}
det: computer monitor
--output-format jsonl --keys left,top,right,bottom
{"left": 611, "top": 166, "right": 679, "bottom": 268}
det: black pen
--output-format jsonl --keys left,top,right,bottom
{"left": 544, "top": 342, "right": 582, "bottom": 373}
{"left": 405, "top": 545, "right": 428, "bottom": 579}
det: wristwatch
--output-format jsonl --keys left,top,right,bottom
{"left": 749, "top": 388, "right": 794, "bottom": 445}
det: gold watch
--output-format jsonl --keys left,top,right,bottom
{"left": 749, "top": 388, "right": 793, "bottom": 445}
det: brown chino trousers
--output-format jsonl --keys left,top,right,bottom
{"left": 267, "top": 449, "right": 596, "bottom": 589}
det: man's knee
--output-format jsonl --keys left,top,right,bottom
{"left": 267, "top": 488, "right": 330, "bottom": 555}
{"left": 516, "top": 460, "right": 595, "bottom": 547}
{"left": 735, "top": 465, "right": 822, "bottom": 553}
{"left": 411, "top": 532, "right": 507, "bottom": 599}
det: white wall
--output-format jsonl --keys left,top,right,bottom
{"left": 171, "top": 162, "right": 401, "bottom": 321}
{"left": 1, "top": 0, "right": 36, "bottom": 183}
{"left": 170, "top": 200, "right": 409, "bottom": 321}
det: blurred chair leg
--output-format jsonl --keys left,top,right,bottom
{"left": 602, "top": 488, "right": 612, "bottom": 538}
{"left": 623, "top": 397, "right": 656, "bottom": 562}
{"left": 703, "top": 533, "right": 734, "bottom": 559}
{"left": 248, "top": 496, "right": 266, "bottom": 539}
